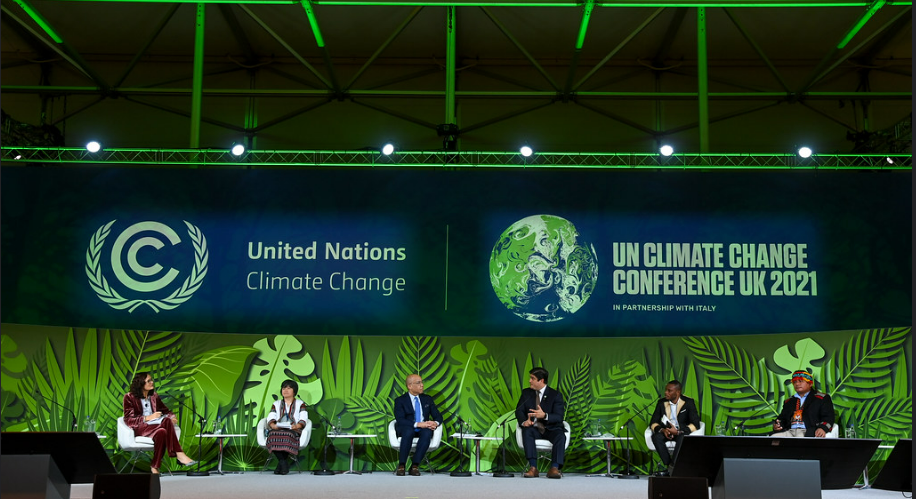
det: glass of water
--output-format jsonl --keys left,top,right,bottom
{"left": 715, "top": 422, "right": 727, "bottom": 436}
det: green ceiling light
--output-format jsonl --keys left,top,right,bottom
{"left": 12, "top": 0, "right": 63, "bottom": 43}
{"left": 575, "top": 0, "right": 595, "bottom": 50}
{"left": 300, "top": 0, "right": 326, "bottom": 48}
{"left": 836, "top": 0, "right": 887, "bottom": 49}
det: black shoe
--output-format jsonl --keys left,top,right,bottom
{"left": 395, "top": 464, "right": 406, "bottom": 476}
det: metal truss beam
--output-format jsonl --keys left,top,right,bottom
{"left": 33, "top": 1, "right": 914, "bottom": 6}
{"left": 3, "top": 147, "right": 909, "bottom": 170}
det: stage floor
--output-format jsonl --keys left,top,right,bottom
{"left": 72, "top": 471, "right": 907, "bottom": 499}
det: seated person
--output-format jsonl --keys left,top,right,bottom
{"left": 772, "top": 370, "right": 835, "bottom": 437}
{"left": 648, "top": 380, "right": 700, "bottom": 476}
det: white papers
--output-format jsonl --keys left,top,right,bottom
{"left": 276, "top": 421, "right": 292, "bottom": 429}
{"left": 147, "top": 417, "right": 163, "bottom": 425}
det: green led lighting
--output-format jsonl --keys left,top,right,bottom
{"left": 35, "top": 0, "right": 910, "bottom": 5}
{"left": 12, "top": 0, "right": 63, "bottom": 43}
{"left": 836, "top": 0, "right": 886, "bottom": 49}
{"left": 575, "top": 0, "right": 595, "bottom": 50}
{"left": 300, "top": 0, "right": 326, "bottom": 47}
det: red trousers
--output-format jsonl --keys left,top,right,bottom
{"left": 134, "top": 416, "right": 184, "bottom": 469}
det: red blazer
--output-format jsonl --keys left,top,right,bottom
{"left": 123, "top": 392, "right": 174, "bottom": 431}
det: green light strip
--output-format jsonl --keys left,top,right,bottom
{"left": 575, "top": 0, "right": 595, "bottom": 50}
{"left": 300, "top": 0, "right": 326, "bottom": 47}
{"left": 836, "top": 0, "right": 886, "bottom": 49}
{"left": 12, "top": 0, "right": 63, "bottom": 43}
{"left": 37, "top": 0, "right": 913, "bottom": 5}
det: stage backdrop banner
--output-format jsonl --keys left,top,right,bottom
{"left": 1, "top": 167, "right": 910, "bottom": 337}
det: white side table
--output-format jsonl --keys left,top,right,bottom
{"left": 194, "top": 434, "right": 246, "bottom": 474}
{"left": 582, "top": 436, "right": 632, "bottom": 477}
{"left": 450, "top": 433, "right": 501, "bottom": 475}
{"left": 329, "top": 434, "right": 377, "bottom": 474}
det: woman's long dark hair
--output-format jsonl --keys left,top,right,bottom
{"left": 129, "top": 372, "right": 152, "bottom": 399}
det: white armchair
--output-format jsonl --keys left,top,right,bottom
{"left": 116, "top": 416, "right": 181, "bottom": 475}
{"left": 386, "top": 419, "right": 444, "bottom": 473}
{"left": 514, "top": 420, "right": 571, "bottom": 469}
{"left": 256, "top": 416, "right": 312, "bottom": 473}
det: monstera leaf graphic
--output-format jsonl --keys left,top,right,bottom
{"left": 245, "top": 336, "right": 322, "bottom": 415}
{"left": 684, "top": 336, "right": 779, "bottom": 433}
{"left": 773, "top": 338, "right": 826, "bottom": 380}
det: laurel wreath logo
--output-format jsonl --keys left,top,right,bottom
{"left": 85, "top": 220, "right": 209, "bottom": 313}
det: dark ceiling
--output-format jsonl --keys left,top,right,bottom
{"left": 1, "top": 0, "right": 912, "bottom": 154}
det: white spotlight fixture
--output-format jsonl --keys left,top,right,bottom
{"left": 519, "top": 145, "right": 533, "bottom": 157}
{"left": 885, "top": 157, "right": 894, "bottom": 164}
{"left": 231, "top": 144, "right": 246, "bottom": 156}
{"left": 797, "top": 146, "right": 813, "bottom": 158}
{"left": 659, "top": 145, "right": 674, "bottom": 157}
{"left": 382, "top": 143, "right": 395, "bottom": 155}
{"left": 86, "top": 141, "right": 101, "bottom": 153}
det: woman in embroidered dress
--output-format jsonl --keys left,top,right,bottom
{"left": 265, "top": 379, "right": 309, "bottom": 475}
{"left": 122, "top": 372, "right": 197, "bottom": 474}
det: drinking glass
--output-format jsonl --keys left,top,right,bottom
{"left": 715, "top": 422, "right": 727, "bottom": 436}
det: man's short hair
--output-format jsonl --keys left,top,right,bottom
{"left": 667, "top": 380, "right": 682, "bottom": 392}
{"left": 530, "top": 367, "right": 549, "bottom": 383}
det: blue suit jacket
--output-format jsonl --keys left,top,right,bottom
{"left": 394, "top": 392, "right": 443, "bottom": 438}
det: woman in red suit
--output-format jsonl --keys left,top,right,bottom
{"left": 123, "top": 372, "right": 197, "bottom": 474}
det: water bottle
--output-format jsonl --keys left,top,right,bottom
{"left": 336, "top": 416, "right": 342, "bottom": 435}
{"left": 84, "top": 416, "right": 91, "bottom": 433}
{"left": 846, "top": 424, "right": 855, "bottom": 439}
{"left": 594, "top": 419, "right": 602, "bottom": 437}
{"left": 214, "top": 417, "right": 222, "bottom": 435}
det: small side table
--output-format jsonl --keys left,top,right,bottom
{"left": 450, "top": 433, "right": 501, "bottom": 475}
{"left": 194, "top": 434, "right": 247, "bottom": 475}
{"left": 583, "top": 436, "right": 633, "bottom": 477}
{"left": 329, "top": 434, "right": 377, "bottom": 474}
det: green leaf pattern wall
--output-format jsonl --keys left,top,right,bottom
{"left": 0, "top": 325, "right": 910, "bottom": 477}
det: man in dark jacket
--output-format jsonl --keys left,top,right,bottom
{"left": 515, "top": 367, "right": 567, "bottom": 479}
{"left": 772, "top": 370, "right": 835, "bottom": 437}
{"left": 648, "top": 380, "right": 701, "bottom": 475}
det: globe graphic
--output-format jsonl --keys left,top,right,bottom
{"left": 489, "top": 215, "right": 598, "bottom": 322}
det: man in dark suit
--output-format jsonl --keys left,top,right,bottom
{"left": 772, "top": 369, "right": 835, "bottom": 437}
{"left": 648, "top": 380, "right": 701, "bottom": 476}
{"left": 393, "top": 374, "right": 443, "bottom": 476}
{"left": 515, "top": 367, "right": 566, "bottom": 479}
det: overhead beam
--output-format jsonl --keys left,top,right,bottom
{"left": 239, "top": 4, "right": 333, "bottom": 89}
{"left": 24, "top": 0, "right": 908, "bottom": 5}
{"left": 114, "top": 4, "right": 181, "bottom": 87}
{"left": 345, "top": 6, "right": 423, "bottom": 90}
{"left": 722, "top": 7, "right": 790, "bottom": 92}
{"left": 573, "top": 8, "right": 664, "bottom": 91}
{"left": 300, "top": 0, "right": 341, "bottom": 93}
{"left": 480, "top": 6, "right": 560, "bottom": 91}
{"left": 836, "top": 0, "right": 886, "bottom": 49}
{"left": 190, "top": 3, "right": 205, "bottom": 148}
{"left": 564, "top": 0, "right": 595, "bottom": 95}
{"left": 3, "top": 85, "right": 909, "bottom": 100}
{"left": 696, "top": 6, "right": 709, "bottom": 152}
{"left": 445, "top": 6, "right": 457, "bottom": 125}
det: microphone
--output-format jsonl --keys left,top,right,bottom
{"left": 622, "top": 397, "right": 659, "bottom": 429}
{"left": 737, "top": 406, "right": 775, "bottom": 436}
{"left": 35, "top": 389, "right": 77, "bottom": 431}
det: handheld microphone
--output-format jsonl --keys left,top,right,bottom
{"left": 35, "top": 389, "right": 77, "bottom": 431}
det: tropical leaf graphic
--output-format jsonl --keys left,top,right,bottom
{"left": 245, "top": 335, "right": 322, "bottom": 417}
{"left": 683, "top": 336, "right": 779, "bottom": 433}
{"left": 172, "top": 346, "right": 259, "bottom": 409}
{"left": 823, "top": 328, "right": 909, "bottom": 407}
{"left": 772, "top": 338, "right": 826, "bottom": 377}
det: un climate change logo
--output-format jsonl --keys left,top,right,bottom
{"left": 85, "top": 220, "right": 209, "bottom": 313}
{"left": 489, "top": 215, "right": 598, "bottom": 323}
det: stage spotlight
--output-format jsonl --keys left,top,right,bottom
{"left": 797, "top": 147, "right": 813, "bottom": 158}
{"left": 382, "top": 143, "right": 395, "bottom": 155}
{"left": 86, "top": 141, "right": 101, "bottom": 153}
{"left": 519, "top": 146, "right": 533, "bottom": 157}
{"left": 659, "top": 145, "right": 674, "bottom": 157}
{"left": 885, "top": 157, "right": 894, "bottom": 164}
{"left": 231, "top": 144, "right": 246, "bottom": 156}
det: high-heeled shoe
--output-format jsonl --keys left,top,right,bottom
{"left": 180, "top": 460, "right": 198, "bottom": 467}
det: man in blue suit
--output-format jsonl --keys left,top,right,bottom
{"left": 515, "top": 367, "right": 566, "bottom": 479}
{"left": 393, "top": 374, "right": 443, "bottom": 476}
